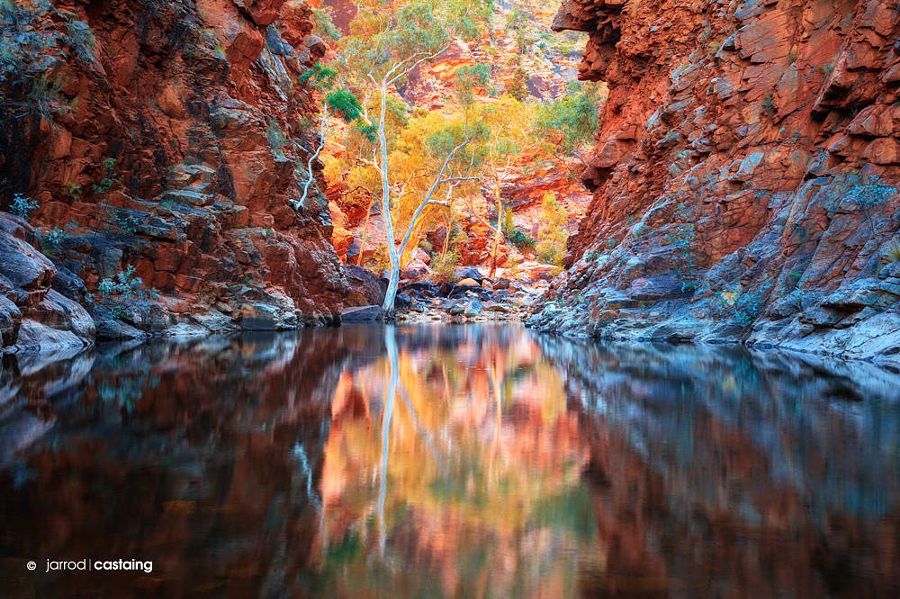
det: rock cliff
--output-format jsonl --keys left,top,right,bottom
{"left": 0, "top": 0, "right": 346, "bottom": 353}
{"left": 531, "top": 0, "right": 900, "bottom": 364}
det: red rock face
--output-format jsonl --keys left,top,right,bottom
{"left": 531, "top": 0, "right": 900, "bottom": 364}
{"left": 0, "top": 0, "right": 347, "bottom": 341}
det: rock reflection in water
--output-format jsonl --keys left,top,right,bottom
{"left": 0, "top": 325, "right": 897, "bottom": 597}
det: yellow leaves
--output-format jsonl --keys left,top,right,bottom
{"left": 535, "top": 192, "right": 569, "bottom": 267}
{"left": 322, "top": 154, "right": 343, "bottom": 184}
{"left": 720, "top": 290, "right": 739, "bottom": 306}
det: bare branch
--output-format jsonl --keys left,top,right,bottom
{"left": 291, "top": 105, "right": 330, "bottom": 211}
{"left": 386, "top": 45, "right": 451, "bottom": 86}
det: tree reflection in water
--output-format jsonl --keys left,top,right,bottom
{"left": 0, "top": 325, "right": 897, "bottom": 597}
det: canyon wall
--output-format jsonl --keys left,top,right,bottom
{"left": 0, "top": 0, "right": 346, "bottom": 352}
{"left": 532, "top": 0, "right": 900, "bottom": 364}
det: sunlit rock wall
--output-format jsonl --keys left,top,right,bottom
{"left": 531, "top": 0, "right": 900, "bottom": 364}
{"left": 0, "top": 0, "right": 346, "bottom": 351}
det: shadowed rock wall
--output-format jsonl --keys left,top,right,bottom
{"left": 0, "top": 0, "right": 347, "bottom": 353}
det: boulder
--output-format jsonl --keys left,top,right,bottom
{"left": 341, "top": 305, "right": 384, "bottom": 323}
{"left": 464, "top": 300, "right": 484, "bottom": 318}
{"left": 344, "top": 264, "right": 387, "bottom": 307}
{"left": 453, "top": 267, "right": 484, "bottom": 283}
{"left": 456, "top": 278, "right": 481, "bottom": 288}
{"left": 0, "top": 231, "right": 56, "bottom": 296}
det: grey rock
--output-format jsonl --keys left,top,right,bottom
{"left": 341, "top": 305, "right": 385, "bottom": 323}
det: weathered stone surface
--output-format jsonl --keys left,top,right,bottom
{"left": 0, "top": 224, "right": 95, "bottom": 353}
{"left": 341, "top": 305, "right": 384, "bottom": 323}
{"left": 343, "top": 265, "right": 388, "bottom": 308}
{"left": 533, "top": 0, "right": 900, "bottom": 366}
{"left": 0, "top": 0, "right": 347, "bottom": 346}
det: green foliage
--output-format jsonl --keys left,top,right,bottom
{"left": 501, "top": 207, "right": 534, "bottom": 249}
{"left": 762, "top": 94, "right": 776, "bottom": 114}
{"left": 10, "top": 193, "right": 37, "bottom": 219}
{"left": 442, "top": 0, "right": 494, "bottom": 39}
{"left": 507, "top": 67, "right": 529, "bottom": 101}
{"left": 424, "top": 120, "right": 488, "bottom": 163}
{"left": 97, "top": 265, "right": 157, "bottom": 302}
{"left": 734, "top": 289, "right": 765, "bottom": 326}
{"left": 312, "top": 7, "right": 341, "bottom": 41}
{"left": 92, "top": 158, "right": 118, "bottom": 193}
{"left": 338, "top": 0, "right": 490, "bottom": 84}
{"left": 354, "top": 120, "right": 378, "bottom": 143}
{"left": 65, "top": 183, "right": 82, "bottom": 200}
{"left": 508, "top": 227, "right": 535, "bottom": 250}
{"left": 299, "top": 61, "right": 338, "bottom": 90}
{"left": 844, "top": 175, "right": 894, "bottom": 210}
{"left": 535, "top": 193, "right": 568, "bottom": 266}
{"left": 840, "top": 173, "right": 895, "bottom": 236}
{"left": 40, "top": 226, "right": 64, "bottom": 256}
{"left": 325, "top": 89, "right": 363, "bottom": 122}
{"left": 535, "top": 83, "right": 600, "bottom": 152}
{"left": 109, "top": 208, "right": 139, "bottom": 235}
{"left": 455, "top": 63, "right": 491, "bottom": 106}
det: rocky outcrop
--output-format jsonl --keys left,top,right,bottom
{"left": 0, "top": 0, "right": 347, "bottom": 349}
{"left": 533, "top": 0, "right": 900, "bottom": 366}
{"left": 0, "top": 213, "right": 94, "bottom": 355}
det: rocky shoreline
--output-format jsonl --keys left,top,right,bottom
{"left": 4, "top": 211, "right": 898, "bottom": 373}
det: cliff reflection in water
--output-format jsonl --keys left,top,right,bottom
{"left": 0, "top": 325, "right": 898, "bottom": 597}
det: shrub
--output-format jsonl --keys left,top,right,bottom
{"left": 312, "top": 7, "right": 341, "bottom": 41}
{"left": 111, "top": 209, "right": 139, "bottom": 235}
{"left": 507, "top": 227, "right": 535, "bottom": 250}
{"left": 97, "top": 265, "right": 158, "bottom": 302}
{"left": 40, "top": 226, "right": 64, "bottom": 255}
{"left": 92, "top": 158, "right": 118, "bottom": 193}
{"left": 65, "top": 183, "right": 82, "bottom": 200}
{"left": 431, "top": 250, "right": 460, "bottom": 284}
{"left": 10, "top": 193, "right": 37, "bottom": 219}
{"left": 534, "top": 83, "right": 601, "bottom": 152}
{"left": 326, "top": 89, "right": 363, "bottom": 122}
{"left": 534, "top": 192, "right": 568, "bottom": 266}
{"left": 299, "top": 61, "right": 338, "bottom": 89}
{"left": 536, "top": 239, "right": 565, "bottom": 266}
{"left": 885, "top": 242, "right": 900, "bottom": 264}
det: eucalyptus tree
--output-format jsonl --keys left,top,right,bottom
{"left": 330, "top": 0, "right": 494, "bottom": 313}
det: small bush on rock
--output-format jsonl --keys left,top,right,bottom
{"left": 10, "top": 193, "right": 38, "bottom": 219}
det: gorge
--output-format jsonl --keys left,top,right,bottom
{"left": 0, "top": 1, "right": 899, "bottom": 594}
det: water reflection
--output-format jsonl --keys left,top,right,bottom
{"left": 0, "top": 325, "right": 898, "bottom": 597}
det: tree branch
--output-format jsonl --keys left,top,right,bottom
{"left": 385, "top": 45, "right": 451, "bottom": 86}
{"left": 394, "top": 137, "right": 473, "bottom": 257}
{"left": 291, "top": 105, "right": 330, "bottom": 211}
{"left": 438, "top": 176, "right": 479, "bottom": 185}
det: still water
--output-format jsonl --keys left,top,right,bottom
{"left": 0, "top": 325, "right": 898, "bottom": 597}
